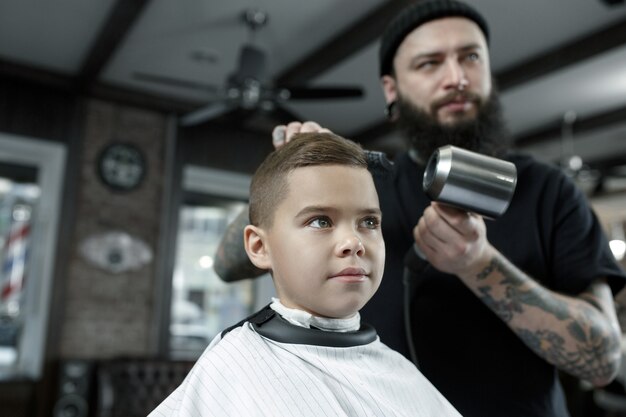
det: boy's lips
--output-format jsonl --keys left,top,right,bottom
{"left": 329, "top": 267, "right": 368, "bottom": 282}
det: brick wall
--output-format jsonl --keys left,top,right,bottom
{"left": 59, "top": 99, "right": 167, "bottom": 358}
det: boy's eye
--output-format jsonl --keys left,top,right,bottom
{"left": 360, "top": 217, "right": 380, "bottom": 229}
{"left": 308, "top": 216, "right": 332, "bottom": 229}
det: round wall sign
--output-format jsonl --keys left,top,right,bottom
{"left": 97, "top": 142, "right": 146, "bottom": 191}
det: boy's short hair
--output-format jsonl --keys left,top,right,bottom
{"left": 249, "top": 132, "right": 368, "bottom": 228}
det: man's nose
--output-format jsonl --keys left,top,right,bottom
{"left": 442, "top": 60, "right": 468, "bottom": 91}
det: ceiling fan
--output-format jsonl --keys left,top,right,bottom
{"left": 558, "top": 110, "right": 626, "bottom": 197}
{"left": 134, "top": 9, "right": 364, "bottom": 127}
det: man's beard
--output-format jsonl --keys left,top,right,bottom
{"left": 394, "top": 88, "right": 511, "bottom": 163}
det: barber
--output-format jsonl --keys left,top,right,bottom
{"left": 214, "top": 1, "right": 626, "bottom": 416}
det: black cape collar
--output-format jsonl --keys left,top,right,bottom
{"left": 223, "top": 304, "right": 377, "bottom": 347}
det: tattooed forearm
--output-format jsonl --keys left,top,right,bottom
{"left": 469, "top": 254, "right": 621, "bottom": 385}
{"left": 213, "top": 208, "right": 265, "bottom": 282}
{"left": 476, "top": 258, "right": 497, "bottom": 280}
{"left": 476, "top": 256, "right": 569, "bottom": 320}
{"left": 516, "top": 326, "right": 618, "bottom": 382}
{"left": 477, "top": 286, "right": 522, "bottom": 322}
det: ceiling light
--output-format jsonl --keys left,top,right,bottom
{"left": 610, "top": 239, "right": 626, "bottom": 261}
{"left": 198, "top": 256, "right": 214, "bottom": 269}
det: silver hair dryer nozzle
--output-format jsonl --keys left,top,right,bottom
{"left": 422, "top": 145, "right": 517, "bottom": 219}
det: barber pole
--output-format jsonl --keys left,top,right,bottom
{"left": 1, "top": 214, "right": 31, "bottom": 304}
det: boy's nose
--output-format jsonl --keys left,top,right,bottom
{"left": 338, "top": 235, "right": 365, "bottom": 257}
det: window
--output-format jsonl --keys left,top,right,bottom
{"left": 0, "top": 133, "right": 65, "bottom": 379}
{"left": 169, "top": 166, "right": 274, "bottom": 359}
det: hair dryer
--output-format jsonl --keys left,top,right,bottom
{"left": 407, "top": 145, "right": 517, "bottom": 266}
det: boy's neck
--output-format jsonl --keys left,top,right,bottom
{"left": 270, "top": 298, "right": 360, "bottom": 332}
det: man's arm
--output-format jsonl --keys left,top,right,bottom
{"left": 468, "top": 253, "right": 621, "bottom": 387}
{"left": 213, "top": 207, "right": 265, "bottom": 282}
{"left": 415, "top": 202, "right": 622, "bottom": 386}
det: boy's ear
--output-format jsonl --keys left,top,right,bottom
{"left": 243, "top": 225, "right": 271, "bottom": 270}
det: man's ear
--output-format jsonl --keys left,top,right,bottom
{"left": 381, "top": 75, "right": 398, "bottom": 105}
{"left": 244, "top": 225, "right": 271, "bottom": 270}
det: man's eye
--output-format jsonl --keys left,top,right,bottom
{"left": 465, "top": 52, "right": 479, "bottom": 62}
{"left": 360, "top": 217, "right": 380, "bottom": 229}
{"left": 417, "top": 60, "right": 438, "bottom": 70}
{"left": 309, "top": 217, "right": 332, "bottom": 229}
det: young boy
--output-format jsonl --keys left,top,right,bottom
{"left": 149, "top": 132, "right": 461, "bottom": 416}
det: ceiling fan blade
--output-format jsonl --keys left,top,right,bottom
{"left": 179, "top": 102, "right": 236, "bottom": 127}
{"left": 134, "top": 72, "right": 218, "bottom": 93}
{"left": 282, "top": 86, "right": 364, "bottom": 100}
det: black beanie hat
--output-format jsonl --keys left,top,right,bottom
{"left": 379, "top": 0, "right": 490, "bottom": 77}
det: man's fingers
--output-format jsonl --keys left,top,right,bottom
{"left": 272, "top": 125, "right": 287, "bottom": 148}
{"left": 290, "top": 121, "right": 331, "bottom": 137}
{"left": 431, "top": 202, "right": 475, "bottom": 233}
{"left": 285, "top": 122, "right": 304, "bottom": 142}
{"left": 432, "top": 201, "right": 467, "bottom": 218}
{"left": 300, "top": 121, "right": 325, "bottom": 133}
{"left": 272, "top": 121, "right": 334, "bottom": 149}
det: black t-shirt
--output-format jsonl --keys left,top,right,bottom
{"left": 362, "top": 151, "right": 626, "bottom": 417}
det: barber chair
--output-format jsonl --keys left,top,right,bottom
{"left": 95, "top": 358, "right": 194, "bottom": 417}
